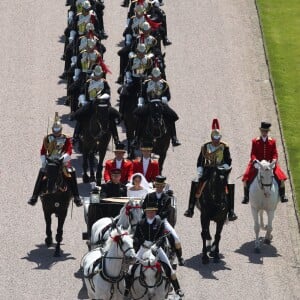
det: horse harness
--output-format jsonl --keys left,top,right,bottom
{"left": 85, "top": 233, "right": 134, "bottom": 299}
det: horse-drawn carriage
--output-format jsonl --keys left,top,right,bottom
{"left": 82, "top": 186, "right": 178, "bottom": 242}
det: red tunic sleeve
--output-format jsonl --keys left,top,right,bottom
{"left": 271, "top": 139, "right": 278, "bottom": 160}
{"left": 64, "top": 137, "right": 73, "bottom": 155}
{"left": 250, "top": 139, "right": 257, "bottom": 162}
{"left": 104, "top": 160, "right": 113, "bottom": 182}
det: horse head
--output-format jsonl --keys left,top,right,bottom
{"left": 203, "top": 166, "right": 231, "bottom": 205}
{"left": 147, "top": 101, "right": 166, "bottom": 139}
{"left": 107, "top": 228, "right": 136, "bottom": 262}
{"left": 118, "top": 199, "right": 143, "bottom": 232}
{"left": 139, "top": 248, "right": 162, "bottom": 295}
{"left": 44, "top": 157, "right": 66, "bottom": 194}
{"left": 255, "top": 160, "right": 275, "bottom": 197}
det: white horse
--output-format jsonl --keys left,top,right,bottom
{"left": 249, "top": 160, "right": 280, "bottom": 252}
{"left": 90, "top": 199, "right": 143, "bottom": 249}
{"left": 81, "top": 227, "right": 136, "bottom": 300}
{"left": 130, "top": 248, "right": 169, "bottom": 300}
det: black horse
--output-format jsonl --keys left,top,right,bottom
{"left": 78, "top": 100, "right": 112, "bottom": 185}
{"left": 196, "top": 166, "right": 230, "bottom": 264}
{"left": 134, "top": 100, "right": 171, "bottom": 173}
{"left": 40, "top": 158, "right": 72, "bottom": 257}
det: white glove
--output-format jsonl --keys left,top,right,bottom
{"left": 254, "top": 162, "right": 260, "bottom": 169}
{"left": 78, "top": 94, "right": 87, "bottom": 106}
{"left": 60, "top": 153, "right": 71, "bottom": 164}
{"left": 125, "top": 71, "right": 132, "bottom": 84}
{"left": 221, "top": 163, "right": 230, "bottom": 170}
{"left": 41, "top": 155, "right": 46, "bottom": 168}
{"left": 125, "top": 34, "right": 132, "bottom": 46}
{"left": 197, "top": 166, "right": 203, "bottom": 178}
{"left": 138, "top": 97, "right": 144, "bottom": 107}
{"left": 161, "top": 96, "right": 168, "bottom": 104}
{"left": 151, "top": 244, "right": 158, "bottom": 255}
{"left": 74, "top": 68, "right": 81, "bottom": 77}
{"left": 71, "top": 56, "right": 77, "bottom": 67}
{"left": 68, "top": 11, "right": 74, "bottom": 24}
{"left": 98, "top": 93, "right": 110, "bottom": 101}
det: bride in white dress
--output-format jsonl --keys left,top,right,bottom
{"left": 126, "top": 173, "right": 153, "bottom": 200}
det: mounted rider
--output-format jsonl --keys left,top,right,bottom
{"left": 142, "top": 176, "right": 185, "bottom": 265}
{"left": 132, "top": 141, "right": 159, "bottom": 183}
{"left": 103, "top": 143, "right": 133, "bottom": 184}
{"left": 123, "top": 200, "right": 184, "bottom": 299}
{"left": 133, "top": 66, "right": 181, "bottom": 146}
{"left": 71, "top": 64, "right": 122, "bottom": 147}
{"left": 242, "top": 122, "right": 288, "bottom": 204}
{"left": 184, "top": 119, "right": 237, "bottom": 221}
{"left": 28, "top": 113, "right": 82, "bottom": 207}
{"left": 117, "top": 21, "right": 159, "bottom": 84}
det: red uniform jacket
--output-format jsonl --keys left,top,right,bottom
{"left": 40, "top": 134, "right": 72, "bottom": 156}
{"left": 242, "top": 137, "right": 287, "bottom": 182}
{"left": 132, "top": 157, "right": 159, "bottom": 182}
{"left": 104, "top": 159, "right": 133, "bottom": 184}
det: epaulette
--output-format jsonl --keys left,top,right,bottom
{"left": 80, "top": 49, "right": 86, "bottom": 54}
{"left": 256, "top": 137, "right": 260, "bottom": 141}
{"left": 268, "top": 137, "right": 273, "bottom": 141}
{"left": 86, "top": 79, "right": 92, "bottom": 83}
{"left": 144, "top": 79, "right": 151, "bottom": 83}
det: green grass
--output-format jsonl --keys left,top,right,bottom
{"left": 256, "top": 0, "right": 300, "bottom": 210}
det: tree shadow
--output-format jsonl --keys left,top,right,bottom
{"left": 184, "top": 254, "right": 231, "bottom": 280}
{"left": 21, "top": 244, "right": 76, "bottom": 270}
{"left": 234, "top": 239, "right": 281, "bottom": 265}
{"left": 74, "top": 267, "right": 89, "bottom": 299}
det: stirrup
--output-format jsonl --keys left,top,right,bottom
{"left": 280, "top": 196, "right": 288, "bottom": 203}
{"left": 241, "top": 197, "right": 249, "bottom": 204}
{"left": 228, "top": 211, "right": 238, "bottom": 221}
{"left": 176, "top": 289, "right": 184, "bottom": 297}
{"left": 28, "top": 197, "right": 38, "bottom": 206}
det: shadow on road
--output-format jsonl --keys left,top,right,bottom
{"left": 184, "top": 254, "right": 231, "bottom": 280}
{"left": 58, "top": 35, "right": 65, "bottom": 43}
{"left": 234, "top": 239, "right": 281, "bottom": 264}
{"left": 74, "top": 267, "right": 89, "bottom": 299}
{"left": 21, "top": 244, "right": 76, "bottom": 270}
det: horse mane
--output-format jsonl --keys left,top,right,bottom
{"left": 103, "top": 227, "right": 130, "bottom": 252}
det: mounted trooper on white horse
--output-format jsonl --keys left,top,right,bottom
{"left": 249, "top": 160, "right": 280, "bottom": 252}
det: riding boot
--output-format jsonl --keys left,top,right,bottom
{"left": 67, "top": 169, "right": 82, "bottom": 206}
{"left": 184, "top": 179, "right": 198, "bottom": 217}
{"left": 279, "top": 184, "right": 288, "bottom": 203}
{"left": 175, "top": 244, "right": 185, "bottom": 266}
{"left": 227, "top": 184, "right": 237, "bottom": 221}
{"left": 162, "top": 36, "right": 172, "bottom": 46}
{"left": 28, "top": 168, "right": 46, "bottom": 205}
{"left": 73, "top": 121, "right": 81, "bottom": 143}
{"left": 169, "top": 122, "right": 181, "bottom": 146}
{"left": 170, "top": 276, "right": 184, "bottom": 298}
{"left": 123, "top": 265, "right": 136, "bottom": 300}
{"left": 242, "top": 183, "right": 249, "bottom": 204}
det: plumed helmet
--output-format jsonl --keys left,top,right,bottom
{"left": 151, "top": 67, "right": 161, "bottom": 78}
{"left": 136, "top": 43, "right": 146, "bottom": 53}
{"left": 141, "top": 21, "right": 151, "bottom": 32}
{"left": 85, "top": 23, "right": 95, "bottom": 32}
{"left": 52, "top": 112, "right": 62, "bottom": 133}
{"left": 93, "top": 65, "right": 103, "bottom": 77}
{"left": 82, "top": 0, "right": 91, "bottom": 10}
{"left": 211, "top": 118, "right": 221, "bottom": 140}
{"left": 87, "top": 38, "right": 96, "bottom": 49}
{"left": 79, "top": 37, "right": 88, "bottom": 51}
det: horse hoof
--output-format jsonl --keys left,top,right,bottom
{"left": 54, "top": 250, "right": 61, "bottom": 257}
{"left": 82, "top": 174, "right": 90, "bottom": 183}
{"left": 264, "top": 238, "right": 271, "bottom": 245}
{"left": 202, "top": 255, "right": 209, "bottom": 264}
{"left": 254, "top": 247, "right": 261, "bottom": 254}
{"left": 90, "top": 175, "right": 96, "bottom": 182}
{"left": 45, "top": 237, "right": 53, "bottom": 247}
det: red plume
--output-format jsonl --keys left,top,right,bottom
{"left": 97, "top": 56, "right": 112, "bottom": 74}
{"left": 137, "top": 0, "right": 144, "bottom": 4}
{"left": 211, "top": 119, "right": 220, "bottom": 130}
{"left": 88, "top": 30, "right": 94, "bottom": 39}
{"left": 144, "top": 15, "right": 161, "bottom": 31}
{"left": 140, "top": 34, "right": 145, "bottom": 44}
{"left": 154, "top": 57, "right": 159, "bottom": 68}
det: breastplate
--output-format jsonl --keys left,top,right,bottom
{"left": 88, "top": 80, "right": 104, "bottom": 99}
{"left": 146, "top": 80, "right": 164, "bottom": 98}
{"left": 78, "top": 14, "right": 91, "bottom": 35}
{"left": 47, "top": 135, "right": 66, "bottom": 159}
{"left": 81, "top": 51, "right": 98, "bottom": 73}
{"left": 132, "top": 57, "right": 149, "bottom": 76}
{"left": 132, "top": 17, "right": 145, "bottom": 36}
{"left": 204, "top": 143, "right": 225, "bottom": 166}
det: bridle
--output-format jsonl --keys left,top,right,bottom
{"left": 257, "top": 167, "right": 274, "bottom": 191}
{"left": 125, "top": 203, "right": 142, "bottom": 229}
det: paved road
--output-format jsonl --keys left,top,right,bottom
{"left": 0, "top": 0, "right": 300, "bottom": 299}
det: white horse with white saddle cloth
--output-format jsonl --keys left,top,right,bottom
{"left": 249, "top": 160, "right": 280, "bottom": 252}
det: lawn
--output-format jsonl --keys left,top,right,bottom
{"left": 256, "top": 0, "right": 300, "bottom": 210}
